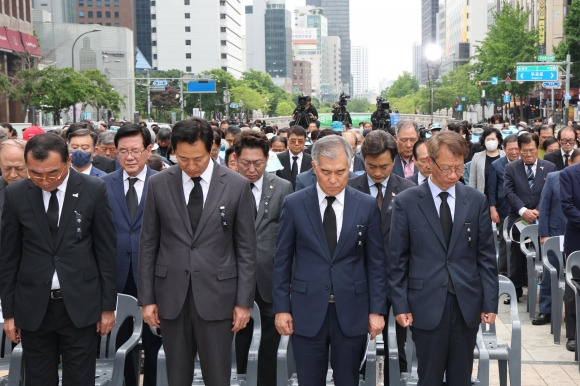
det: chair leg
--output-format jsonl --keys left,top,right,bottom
{"left": 498, "top": 360, "right": 508, "bottom": 386}
{"left": 527, "top": 258, "right": 537, "bottom": 319}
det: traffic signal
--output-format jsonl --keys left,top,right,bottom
{"left": 455, "top": 98, "right": 459, "bottom": 106}
{"left": 477, "top": 81, "right": 483, "bottom": 86}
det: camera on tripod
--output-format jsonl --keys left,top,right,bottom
{"left": 332, "top": 92, "right": 353, "bottom": 126}
{"left": 371, "top": 96, "right": 391, "bottom": 130}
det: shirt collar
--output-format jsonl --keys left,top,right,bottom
{"left": 366, "top": 174, "right": 388, "bottom": 190}
{"left": 44, "top": 170, "right": 70, "bottom": 194}
{"left": 123, "top": 166, "right": 148, "bottom": 182}
{"left": 253, "top": 174, "right": 264, "bottom": 193}
{"left": 182, "top": 158, "right": 214, "bottom": 185}
{"left": 427, "top": 176, "right": 456, "bottom": 201}
{"left": 316, "top": 183, "right": 345, "bottom": 207}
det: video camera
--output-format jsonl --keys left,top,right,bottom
{"left": 371, "top": 96, "right": 391, "bottom": 130}
{"left": 294, "top": 95, "right": 313, "bottom": 128}
{"left": 338, "top": 93, "right": 350, "bottom": 107}
{"left": 332, "top": 92, "right": 352, "bottom": 126}
{"left": 376, "top": 96, "right": 390, "bottom": 112}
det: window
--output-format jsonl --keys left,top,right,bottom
{"left": 185, "top": 26, "right": 191, "bottom": 32}
{"left": 220, "top": 14, "right": 226, "bottom": 19}
{"left": 79, "top": 11, "right": 85, "bottom": 17}
{"left": 186, "top": 53, "right": 191, "bottom": 59}
{"left": 114, "top": 11, "right": 119, "bottom": 17}
{"left": 151, "top": 14, "right": 156, "bottom": 19}
{"left": 221, "top": 67, "right": 227, "bottom": 72}
{"left": 185, "top": 13, "right": 190, "bottom": 18}
{"left": 221, "top": 40, "right": 226, "bottom": 46}
{"left": 97, "top": 11, "right": 102, "bottom": 17}
{"left": 185, "top": 40, "right": 191, "bottom": 45}
{"left": 79, "top": 0, "right": 84, "bottom": 5}
{"left": 105, "top": 0, "right": 110, "bottom": 5}
{"left": 186, "top": 66, "right": 192, "bottom": 72}
{"left": 114, "top": 23, "right": 120, "bottom": 27}
{"left": 96, "top": 0, "right": 101, "bottom": 5}
{"left": 153, "top": 54, "right": 157, "bottom": 59}
{"left": 151, "top": 0, "right": 155, "bottom": 5}
{"left": 88, "top": 11, "right": 93, "bottom": 17}
{"left": 88, "top": 0, "right": 92, "bottom": 5}
{"left": 221, "top": 54, "right": 227, "bottom": 59}
{"left": 152, "top": 27, "right": 156, "bottom": 33}
{"left": 105, "top": 11, "right": 111, "bottom": 18}
{"left": 114, "top": 0, "right": 119, "bottom": 5}
{"left": 220, "top": 27, "right": 226, "bottom": 32}
{"left": 184, "top": 0, "right": 190, "bottom": 4}
{"left": 106, "top": 22, "right": 111, "bottom": 26}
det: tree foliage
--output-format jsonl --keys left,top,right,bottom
{"left": 554, "top": 0, "right": 580, "bottom": 86}
{"left": 384, "top": 72, "right": 420, "bottom": 99}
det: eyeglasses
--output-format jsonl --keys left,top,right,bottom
{"left": 520, "top": 148, "right": 537, "bottom": 155}
{"left": 559, "top": 139, "right": 576, "bottom": 145}
{"left": 431, "top": 157, "right": 463, "bottom": 175}
{"left": 118, "top": 148, "right": 147, "bottom": 158}
{"left": 289, "top": 139, "right": 305, "bottom": 144}
{"left": 28, "top": 164, "right": 67, "bottom": 182}
{"left": 237, "top": 160, "right": 266, "bottom": 169}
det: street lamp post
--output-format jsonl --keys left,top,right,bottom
{"left": 71, "top": 29, "right": 101, "bottom": 122}
{"left": 554, "top": 35, "right": 574, "bottom": 123}
{"left": 425, "top": 44, "right": 442, "bottom": 124}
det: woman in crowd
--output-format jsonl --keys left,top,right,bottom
{"left": 469, "top": 127, "right": 505, "bottom": 197}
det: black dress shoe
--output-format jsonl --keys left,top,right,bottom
{"left": 566, "top": 339, "right": 576, "bottom": 352}
{"left": 532, "top": 313, "right": 551, "bottom": 325}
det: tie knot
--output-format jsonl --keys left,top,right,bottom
{"left": 326, "top": 196, "right": 336, "bottom": 206}
{"left": 527, "top": 164, "right": 533, "bottom": 171}
{"left": 128, "top": 177, "right": 138, "bottom": 186}
{"left": 51, "top": 189, "right": 58, "bottom": 196}
{"left": 292, "top": 156, "right": 298, "bottom": 161}
{"left": 192, "top": 176, "right": 202, "bottom": 184}
{"left": 250, "top": 183, "right": 255, "bottom": 190}
{"left": 439, "top": 191, "right": 449, "bottom": 202}
{"left": 375, "top": 182, "right": 383, "bottom": 190}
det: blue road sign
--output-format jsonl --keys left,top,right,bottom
{"left": 229, "top": 103, "right": 238, "bottom": 108}
{"left": 186, "top": 80, "right": 217, "bottom": 93}
{"left": 517, "top": 65, "right": 558, "bottom": 81}
{"left": 152, "top": 80, "right": 167, "bottom": 86}
{"left": 461, "top": 97, "right": 466, "bottom": 102}
{"left": 457, "top": 105, "right": 463, "bottom": 112}
{"left": 565, "top": 93, "right": 572, "bottom": 100}
{"left": 503, "top": 95, "right": 511, "bottom": 103}
{"left": 491, "top": 77, "right": 498, "bottom": 85}
{"left": 542, "top": 81, "right": 561, "bottom": 88}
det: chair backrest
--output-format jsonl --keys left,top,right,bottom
{"left": 565, "top": 251, "right": 580, "bottom": 289}
{"left": 98, "top": 294, "right": 143, "bottom": 360}
{"left": 231, "top": 302, "right": 261, "bottom": 376}
{"left": 542, "top": 236, "right": 565, "bottom": 281}
{"left": 519, "top": 224, "right": 539, "bottom": 258}
{"left": 0, "top": 324, "right": 11, "bottom": 361}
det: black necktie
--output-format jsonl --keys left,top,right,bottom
{"left": 323, "top": 196, "right": 337, "bottom": 256}
{"left": 439, "top": 192, "right": 455, "bottom": 294}
{"left": 291, "top": 156, "right": 299, "bottom": 187}
{"left": 564, "top": 153, "right": 570, "bottom": 168}
{"left": 250, "top": 183, "right": 257, "bottom": 218}
{"left": 375, "top": 183, "right": 384, "bottom": 209}
{"left": 47, "top": 189, "right": 59, "bottom": 243}
{"left": 126, "top": 177, "right": 138, "bottom": 221}
{"left": 188, "top": 177, "right": 203, "bottom": 236}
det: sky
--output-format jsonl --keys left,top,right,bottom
{"left": 242, "top": 0, "right": 422, "bottom": 91}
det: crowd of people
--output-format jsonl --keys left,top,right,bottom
{"left": 0, "top": 112, "right": 579, "bottom": 386}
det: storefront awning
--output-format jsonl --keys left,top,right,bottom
{"left": 20, "top": 32, "right": 42, "bottom": 57}
{"left": 5, "top": 29, "right": 25, "bottom": 53}
{"left": 0, "top": 28, "right": 11, "bottom": 53}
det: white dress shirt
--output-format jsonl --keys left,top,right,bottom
{"left": 123, "top": 166, "right": 148, "bottom": 204}
{"left": 42, "top": 173, "right": 70, "bottom": 290}
{"left": 518, "top": 159, "right": 537, "bottom": 216}
{"left": 316, "top": 184, "right": 345, "bottom": 242}
{"left": 250, "top": 175, "right": 263, "bottom": 210}
{"left": 289, "top": 151, "right": 304, "bottom": 173}
{"left": 80, "top": 164, "right": 93, "bottom": 175}
{"left": 427, "top": 177, "right": 456, "bottom": 221}
{"left": 183, "top": 158, "right": 214, "bottom": 206}
{"left": 368, "top": 175, "right": 388, "bottom": 199}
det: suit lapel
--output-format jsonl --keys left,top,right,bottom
{"left": 168, "top": 166, "right": 194, "bottom": 237}
{"left": 382, "top": 176, "right": 399, "bottom": 233}
{"left": 111, "top": 169, "right": 131, "bottom": 224}
{"left": 133, "top": 167, "right": 155, "bottom": 225}
{"left": 533, "top": 160, "right": 548, "bottom": 192}
{"left": 417, "top": 183, "right": 447, "bottom": 250}
{"left": 27, "top": 181, "right": 54, "bottom": 248}
{"left": 55, "top": 170, "right": 83, "bottom": 248}
{"left": 193, "top": 162, "right": 226, "bottom": 241}
{"left": 333, "top": 188, "right": 359, "bottom": 260}
{"left": 303, "top": 185, "right": 330, "bottom": 258}
{"left": 256, "top": 173, "right": 274, "bottom": 226}
{"left": 447, "top": 184, "right": 468, "bottom": 255}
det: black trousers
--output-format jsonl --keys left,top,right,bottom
{"left": 411, "top": 293, "right": 478, "bottom": 386}
{"left": 116, "top": 268, "right": 162, "bottom": 386}
{"left": 21, "top": 298, "right": 99, "bottom": 386}
{"left": 235, "top": 286, "right": 280, "bottom": 386}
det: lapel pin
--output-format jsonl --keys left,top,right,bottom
{"left": 540, "top": 166, "right": 544, "bottom": 170}
{"left": 270, "top": 185, "right": 273, "bottom": 189}
{"left": 72, "top": 193, "right": 79, "bottom": 197}
{"left": 392, "top": 192, "right": 396, "bottom": 197}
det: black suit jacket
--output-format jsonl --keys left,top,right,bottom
{"left": 92, "top": 154, "right": 116, "bottom": 173}
{"left": 544, "top": 150, "right": 568, "bottom": 171}
{"left": 276, "top": 151, "right": 312, "bottom": 189}
{"left": 348, "top": 173, "right": 416, "bottom": 261}
{"left": 504, "top": 158, "right": 557, "bottom": 229}
{"left": 0, "top": 169, "right": 117, "bottom": 331}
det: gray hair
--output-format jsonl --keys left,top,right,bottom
{"left": 395, "top": 119, "right": 419, "bottom": 136}
{"left": 97, "top": 130, "right": 116, "bottom": 145}
{"left": 0, "top": 138, "right": 26, "bottom": 155}
{"left": 311, "top": 135, "right": 353, "bottom": 167}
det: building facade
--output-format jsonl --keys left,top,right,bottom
{"left": 421, "top": 0, "right": 439, "bottom": 84}
{"left": 412, "top": 42, "right": 422, "bottom": 84}
{"left": 245, "top": 0, "right": 267, "bottom": 71}
{"left": 292, "top": 60, "right": 312, "bottom": 95}
{"left": 32, "top": 0, "right": 76, "bottom": 23}
{"left": 151, "top": 0, "right": 244, "bottom": 78}
{"left": 321, "top": 35, "right": 341, "bottom": 99}
{"left": 265, "top": 0, "right": 292, "bottom": 79}
{"left": 351, "top": 45, "right": 368, "bottom": 98}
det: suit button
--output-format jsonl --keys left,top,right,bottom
{"left": 191, "top": 244, "right": 196, "bottom": 250}
{"left": 54, "top": 256, "right": 59, "bottom": 261}
{"left": 184, "top": 270, "right": 190, "bottom": 275}
{"left": 325, "top": 285, "right": 330, "bottom": 290}
{"left": 331, "top": 263, "right": 334, "bottom": 268}
{"left": 442, "top": 282, "right": 447, "bottom": 287}
{"left": 446, "top": 260, "right": 451, "bottom": 265}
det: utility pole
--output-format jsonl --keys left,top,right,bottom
{"left": 147, "top": 69, "right": 151, "bottom": 121}
{"left": 565, "top": 52, "right": 571, "bottom": 122}
{"left": 223, "top": 81, "right": 230, "bottom": 119}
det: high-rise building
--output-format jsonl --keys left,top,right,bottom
{"left": 32, "top": 0, "right": 76, "bottom": 23}
{"left": 293, "top": 6, "right": 326, "bottom": 97}
{"left": 306, "top": 0, "right": 351, "bottom": 94}
{"left": 321, "top": 35, "right": 341, "bottom": 99}
{"left": 135, "top": 0, "right": 152, "bottom": 67}
{"left": 245, "top": 0, "right": 267, "bottom": 71}
{"left": 75, "top": 0, "right": 133, "bottom": 30}
{"left": 292, "top": 60, "right": 312, "bottom": 95}
{"left": 351, "top": 45, "right": 368, "bottom": 98}
{"left": 265, "top": 0, "right": 292, "bottom": 79}
{"left": 151, "top": 1, "right": 244, "bottom": 77}
{"left": 412, "top": 42, "right": 422, "bottom": 85}
{"left": 421, "top": 0, "right": 439, "bottom": 84}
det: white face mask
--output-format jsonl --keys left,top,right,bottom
{"left": 169, "top": 155, "right": 178, "bottom": 163}
{"left": 485, "top": 140, "right": 499, "bottom": 152}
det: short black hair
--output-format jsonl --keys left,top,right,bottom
{"left": 542, "top": 137, "right": 559, "bottom": 152}
{"left": 25, "top": 133, "right": 69, "bottom": 163}
{"left": 67, "top": 128, "right": 97, "bottom": 146}
{"left": 517, "top": 133, "right": 539, "bottom": 149}
{"left": 269, "top": 136, "right": 287, "bottom": 149}
{"left": 114, "top": 123, "right": 152, "bottom": 148}
{"left": 316, "top": 129, "right": 341, "bottom": 140}
{"left": 503, "top": 134, "right": 518, "bottom": 146}
{"left": 225, "top": 147, "right": 236, "bottom": 164}
{"left": 412, "top": 138, "right": 428, "bottom": 160}
{"left": 539, "top": 124, "right": 555, "bottom": 136}
{"left": 225, "top": 126, "right": 241, "bottom": 137}
{"left": 157, "top": 128, "right": 171, "bottom": 141}
{"left": 234, "top": 130, "right": 269, "bottom": 158}
{"left": 212, "top": 130, "right": 221, "bottom": 146}
{"left": 171, "top": 118, "right": 213, "bottom": 153}
{"left": 361, "top": 130, "right": 398, "bottom": 160}
{"left": 289, "top": 125, "right": 307, "bottom": 139}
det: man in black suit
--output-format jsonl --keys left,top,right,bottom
{"left": 347, "top": 130, "right": 415, "bottom": 373}
{"left": 234, "top": 131, "right": 293, "bottom": 386}
{"left": 544, "top": 126, "right": 577, "bottom": 171}
{"left": 276, "top": 125, "right": 312, "bottom": 189}
{"left": 0, "top": 133, "right": 117, "bottom": 385}
{"left": 504, "top": 133, "right": 557, "bottom": 302}
{"left": 406, "top": 139, "right": 430, "bottom": 185}
{"left": 389, "top": 131, "right": 498, "bottom": 385}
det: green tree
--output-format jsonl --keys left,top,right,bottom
{"left": 348, "top": 98, "right": 373, "bottom": 113}
{"left": 152, "top": 86, "right": 180, "bottom": 121}
{"left": 230, "top": 86, "right": 266, "bottom": 117}
{"left": 276, "top": 100, "right": 295, "bottom": 116}
{"left": 554, "top": 0, "right": 580, "bottom": 86}
{"left": 385, "top": 72, "right": 420, "bottom": 99}
{"left": 473, "top": 3, "right": 537, "bottom": 118}
{"left": 0, "top": 68, "right": 42, "bottom": 121}
{"left": 82, "top": 70, "right": 125, "bottom": 120}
